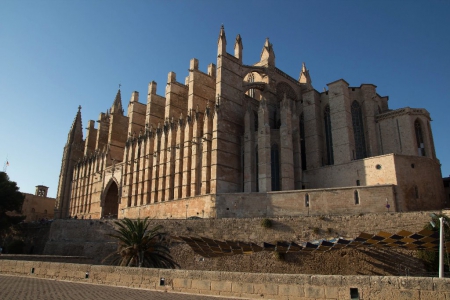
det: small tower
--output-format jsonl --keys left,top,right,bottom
{"left": 35, "top": 185, "right": 49, "bottom": 197}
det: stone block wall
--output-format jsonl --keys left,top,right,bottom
{"left": 43, "top": 211, "right": 438, "bottom": 276}
{"left": 1, "top": 260, "right": 450, "bottom": 299}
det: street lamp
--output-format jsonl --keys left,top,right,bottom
{"left": 431, "top": 213, "right": 445, "bottom": 278}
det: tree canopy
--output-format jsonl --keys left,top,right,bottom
{"left": 103, "top": 217, "right": 179, "bottom": 269}
{"left": 0, "top": 172, "right": 25, "bottom": 230}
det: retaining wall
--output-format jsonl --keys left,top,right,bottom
{"left": 1, "top": 259, "right": 449, "bottom": 299}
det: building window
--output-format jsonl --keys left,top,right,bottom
{"left": 300, "top": 113, "right": 307, "bottom": 170}
{"left": 354, "top": 190, "right": 360, "bottom": 205}
{"left": 255, "top": 146, "right": 259, "bottom": 192}
{"left": 44, "top": 210, "right": 47, "bottom": 214}
{"left": 305, "top": 194, "right": 310, "bottom": 207}
{"left": 356, "top": 180, "right": 360, "bottom": 186}
{"left": 414, "top": 185, "right": 419, "bottom": 199}
{"left": 271, "top": 144, "right": 280, "bottom": 191}
{"left": 31, "top": 208, "right": 35, "bottom": 213}
{"left": 248, "top": 73, "right": 255, "bottom": 98}
{"left": 351, "top": 100, "right": 367, "bottom": 159}
{"left": 254, "top": 111, "right": 258, "bottom": 132}
{"left": 324, "top": 105, "right": 334, "bottom": 165}
{"left": 415, "top": 120, "right": 426, "bottom": 156}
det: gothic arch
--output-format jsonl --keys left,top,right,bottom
{"left": 101, "top": 177, "right": 120, "bottom": 218}
{"left": 276, "top": 82, "right": 297, "bottom": 102}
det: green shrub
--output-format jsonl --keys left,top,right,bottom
{"left": 261, "top": 218, "right": 272, "bottom": 229}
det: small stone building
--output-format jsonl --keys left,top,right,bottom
{"left": 54, "top": 26, "right": 445, "bottom": 220}
{"left": 21, "top": 186, "right": 55, "bottom": 222}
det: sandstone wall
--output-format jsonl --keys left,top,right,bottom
{"left": 1, "top": 260, "right": 449, "bottom": 299}
{"left": 43, "top": 211, "right": 438, "bottom": 275}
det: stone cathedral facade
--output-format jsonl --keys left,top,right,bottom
{"left": 55, "top": 26, "right": 444, "bottom": 220}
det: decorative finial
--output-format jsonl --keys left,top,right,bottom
{"left": 118, "top": 83, "right": 121, "bottom": 90}
{"left": 78, "top": 105, "right": 82, "bottom": 112}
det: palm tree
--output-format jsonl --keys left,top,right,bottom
{"left": 103, "top": 217, "right": 178, "bottom": 268}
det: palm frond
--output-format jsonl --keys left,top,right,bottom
{"left": 103, "top": 217, "right": 178, "bottom": 269}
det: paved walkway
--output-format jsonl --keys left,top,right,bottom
{"left": 0, "top": 275, "right": 242, "bottom": 300}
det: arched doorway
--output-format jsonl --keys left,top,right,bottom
{"left": 102, "top": 180, "right": 119, "bottom": 218}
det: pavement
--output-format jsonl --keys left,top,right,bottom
{"left": 0, "top": 275, "right": 242, "bottom": 300}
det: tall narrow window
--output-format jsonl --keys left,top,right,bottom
{"left": 351, "top": 101, "right": 367, "bottom": 159}
{"left": 248, "top": 73, "right": 255, "bottom": 98}
{"left": 414, "top": 185, "right": 419, "bottom": 199}
{"left": 415, "top": 120, "right": 426, "bottom": 156}
{"left": 300, "top": 113, "right": 307, "bottom": 170}
{"left": 354, "top": 190, "right": 360, "bottom": 204}
{"left": 324, "top": 105, "right": 334, "bottom": 165}
{"left": 271, "top": 144, "right": 280, "bottom": 191}
{"left": 255, "top": 146, "right": 259, "bottom": 192}
{"left": 254, "top": 111, "right": 258, "bottom": 132}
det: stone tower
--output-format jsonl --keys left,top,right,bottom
{"left": 54, "top": 106, "right": 84, "bottom": 219}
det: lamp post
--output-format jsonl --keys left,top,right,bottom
{"left": 431, "top": 214, "right": 445, "bottom": 278}
{"left": 439, "top": 217, "right": 444, "bottom": 278}
{"left": 185, "top": 204, "right": 188, "bottom": 220}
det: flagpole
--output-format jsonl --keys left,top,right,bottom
{"left": 3, "top": 156, "right": 9, "bottom": 172}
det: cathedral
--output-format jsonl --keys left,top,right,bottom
{"left": 54, "top": 26, "right": 444, "bottom": 220}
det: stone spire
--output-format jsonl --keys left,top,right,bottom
{"left": 110, "top": 89, "right": 123, "bottom": 115}
{"left": 234, "top": 34, "right": 243, "bottom": 63}
{"left": 218, "top": 24, "right": 227, "bottom": 56}
{"left": 260, "top": 38, "right": 275, "bottom": 67}
{"left": 299, "top": 62, "right": 312, "bottom": 88}
{"left": 67, "top": 105, "right": 83, "bottom": 144}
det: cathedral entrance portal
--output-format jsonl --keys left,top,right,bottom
{"left": 102, "top": 180, "right": 119, "bottom": 218}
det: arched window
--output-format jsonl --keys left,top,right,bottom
{"left": 415, "top": 120, "right": 426, "bottom": 156}
{"left": 44, "top": 210, "right": 47, "bottom": 214}
{"left": 354, "top": 190, "right": 360, "bottom": 205}
{"left": 351, "top": 101, "right": 367, "bottom": 159}
{"left": 324, "top": 105, "right": 334, "bottom": 165}
{"left": 271, "top": 144, "right": 280, "bottom": 191}
{"left": 300, "top": 113, "right": 307, "bottom": 170}
{"left": 248, "top": 73, "right": 255, "bottom": 98}
{"left": 254, "top": 111, "right": 258, "bottom": 132}
{"left": 305, "top": 194, "right": 310, "bottom": 207}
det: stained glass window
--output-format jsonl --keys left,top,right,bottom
{"left": 351, "top": 101, "right": 367, "bottom": 159}
{"left": 324, "top": 105, "right": 334, "bottom": 165}
{"left": 300, "top": 113, "right": 306, "bottom": 170}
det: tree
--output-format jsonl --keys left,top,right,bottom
{"left": 417, "top": 214, "right": 450, "bottom": 273}
{"left": 0, "top": 172, "right": 25, "bottom": 231}
{"left": 103, "top": 217, "right": 178, "bottom": 269}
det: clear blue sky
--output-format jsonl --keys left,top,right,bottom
{"left": 1, "top": 0, "right": 449, "bottom": 198}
